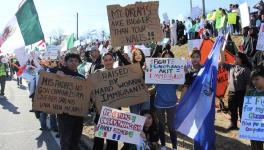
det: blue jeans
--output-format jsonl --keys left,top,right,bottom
{"left": 50, "top": 114, "right": 58, "bottom": 131}
{"left": 129, "top": 100, "right": 150, "bottom": 115}
{"left": 40, "top": 112, "right": 47, "bottom": 129}
{"left": 39, "top": 113, "right": 58, "bottom": 130}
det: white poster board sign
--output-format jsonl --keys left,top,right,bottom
{"left": 162, "top": 12, "right": 170, "bottom": 25}
{"left": 188, "top": 39, "right": 203, "bottom": 52}
{"left": 45, "top": 45, "right": 60, "bottom": 60}
{"left": 14, "top": 48, "right": 30, "bottom": 66}
{"left": 239, "top": 96, "right": 264, "bottom": 141}
{"left": 239, "top": 2, "right": 250, "bottom": 28}
{"left": 95, "top": 106, "right": 146, "bottom": 145}
{"left": 192, "top": 6, "right": 202, "bottom": 19}
{"left": 256, "top": 23, "right": 264, "bottom": 51}
{"left": 145, "top": 58, "right": 186, "bottom": 84}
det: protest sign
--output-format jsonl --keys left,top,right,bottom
{"left": 145, "top": 58, "right": 186, "bottom": 84}
{"left": 188, "top": 39, "right": 203, "bottom": 53}
{"left": 88, "top": 64, "right": 149, "bottom": 111}
{"left": 191, "top": 6, "right": 202, "bottom": 19}
{"left": 22, "top": 66, "right": 38, "bottom": 81}
{"left": 45, "top": 45, "right": 60, "bottom": 60}
{"left": 135, "top": 45, "right": 151, "bottom": 56}
{"left": 14, "top": 48, "right": 30, "bottom": 66}
{"left": 240, "top": 96, "right": 264, "bottom": 141}
{"left": 162, "top": 12, "right": 170, "bottom": 25}
{"left": 228, "top": 12, "right": 237, "bottom": 24}
{"left": 95, "top": 106, "right": 146, "bottom": 145}
{"left": 256, "top": 23, "right": 264, "bottom": 51}
{"left": 215, "top": 17, "right": 222, "bottom": 29}
{"left": 107, "top": 1, "right": 162, "bottom": 47}
{"left": 239, "top": 2, "right": 250, "bottom": 28}
{"left": 33, "top": 72, "right": 91, "bottom": 117}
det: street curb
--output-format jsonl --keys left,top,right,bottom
{"left": 80, "top": 134, "right": 93, "bottom": 150}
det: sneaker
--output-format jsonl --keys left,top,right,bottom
{"left": 161, "top": 146, "right": 167, "bottom": 150}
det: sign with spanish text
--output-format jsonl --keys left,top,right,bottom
{"left": 145, "top": 58, "right": 186, "bottom": 84}
{"left": 95, "top": 106, "right": 146, "bottom": 145}
{"left": 239, "top": 96, "right": 264, "bottom": 141}
{"left": 107, "top": 1, "right": 162, "bottom": 47}
{"left": 33, "top": 72, "right": 91, "bottom": 117}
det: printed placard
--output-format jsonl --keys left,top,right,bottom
{"left": 239, "top": 96, "right": 264, "bottom": 141}
{"left": 95, "top": 106, "right": 146, "bottom": 145}
{"left": 88, "top": 64, "right": 149, "bottom": 111}
{"left": 33, "top": 72, "right": 91, "bottom": 117}
{"left": 145, "top": 58, "right": 186, "bottom": 84}
{"left": 107, "top": 1, "right": 162, "bottom": 47}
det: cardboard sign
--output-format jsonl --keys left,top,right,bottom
{"left": 239, "top": 2, "right": 250, "bottom": 28}
{"left": 240, "top": 96, "right": 264, "bottom": 141}
{"left": 188, "top": 39, "right": 203, "bottom": 52}
{"left": 33, "top": 72, "right": 91, "bottom": 117}
{"left": 95, "top": 106, "right": 146, "bottom": 145}
{"left": 107, "top": 1, "right": 162, "bottom": 47}
{"left": 145, "top": 58, "right": 186, "bottom": 84}
{"left": 228, "top": 13, "right": 237, "bottom": 24}
{"left": 256, "top": 23, "right": 264, "bottom": 51}
{"left": 88, "top": 64, "right": 149, "bottom": 111}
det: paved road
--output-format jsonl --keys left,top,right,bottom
{"left": 0, "top": 79, "right": 59, "bottom": 150}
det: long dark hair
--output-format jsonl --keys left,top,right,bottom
{"left": 140, "top": 109, "right": 158, "bottom": 132}
{"left": 161, "top": 50, "right": 174, "bottom": 58}
{"left": 132, "top": 48, "right": 145, "bottom": 67}
{"left": 236, "top": 52, "right": 252, "bottom": 69}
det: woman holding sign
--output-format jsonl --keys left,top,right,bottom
{"left": 154, "top": 50, "right": 178, "bottom": 150}
{"left": 92, "top": 52, "right": 118, "bottom": 150}
{"left": 115, "top": 47, "right": 150, "bottom": 114}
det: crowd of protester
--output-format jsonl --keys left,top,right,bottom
{"left": 0, "top": 1, "right": 263, "bottom": 150}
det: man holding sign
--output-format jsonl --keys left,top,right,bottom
{"left": 34, "top": 53, "right": 89, "bottom": 150}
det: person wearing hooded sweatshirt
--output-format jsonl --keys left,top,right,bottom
{"left": 154, "top": 50, "right": 178, "bottom": 150}
{"left": 220, "top": 51, "right": 251, "bottom": 130}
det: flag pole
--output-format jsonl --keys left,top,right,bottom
{"left": 76, "top": 12, "right": 79, "bottom": 40}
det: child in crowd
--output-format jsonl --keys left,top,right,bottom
{"left": 245, "top": 67, "right": 264, "bottom": 150}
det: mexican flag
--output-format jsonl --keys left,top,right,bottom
{"left": 0, "top": 0, "right": 44, "bottom": 53}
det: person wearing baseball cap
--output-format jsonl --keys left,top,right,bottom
{"left": 88, "top": 46, "right": 103, "bottom": 74}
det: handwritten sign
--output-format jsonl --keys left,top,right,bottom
{"left": 33, "top": 72, "right": 91, "bottom": 117}
{"left": 228, "top": 12, "right": 237, "bottom": 24}
{"left": 145, "top": 58, "right": 186, "bottom": 84}
{"left": 239, "top": 2, "right": 250, "bottom": 28}
{"left": 88, "top": 64, "right": 149, "bottom": 111}
{"left": 107, "top": 1, "right": 162, "bottom": 47}
{"left": 188, "top": 39, "right": 203, "bottom": 52}
{"left": 256, "top": 23, "right": 264, "bottom": 51}
{"left": 240, "top": 96, "right": 264, "bottom": 141}
{"left": 95, "top": 106, "right": 146, "bottom": 145}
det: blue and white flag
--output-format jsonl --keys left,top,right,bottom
{"left": 175, "top": 36, "right": 224, "bottom": 150}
